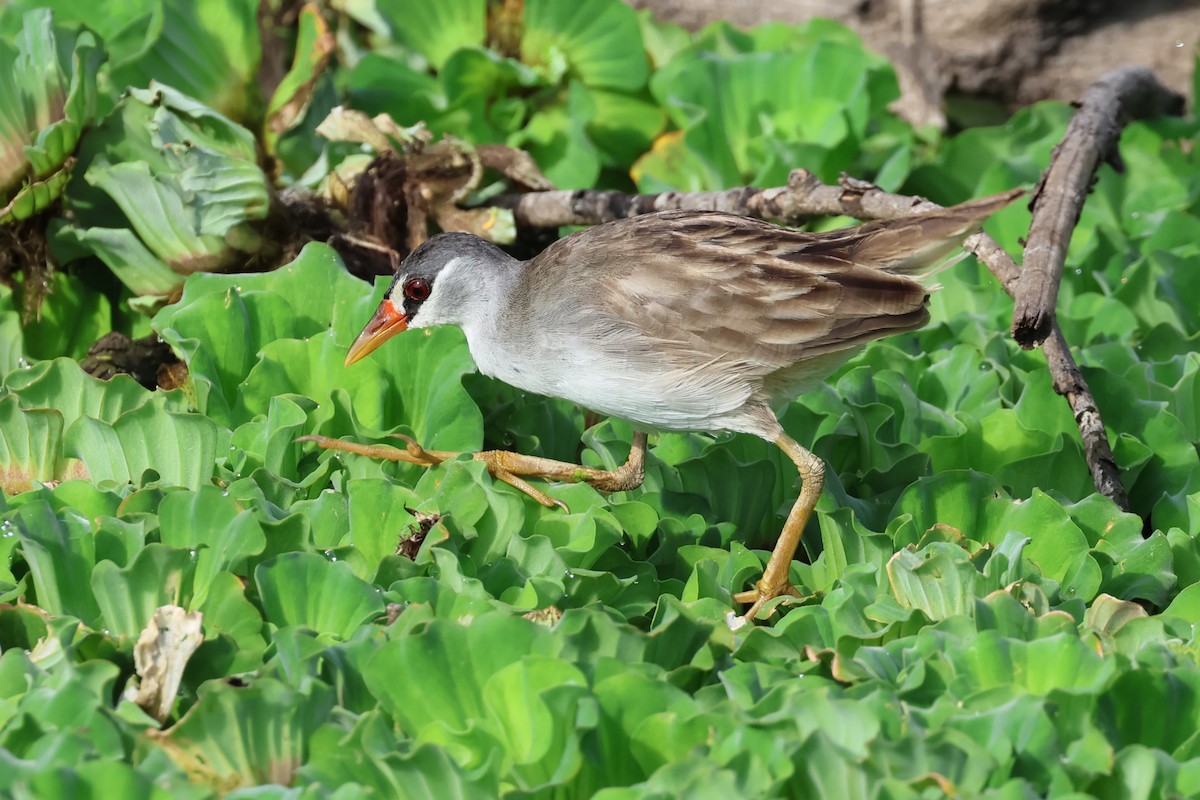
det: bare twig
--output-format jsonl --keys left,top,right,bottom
{"left": 507, "top": 169, "right": 962, "bottom": 229}
{"left": 509, "top": 185, "right": 773, "bottom": 228}
{"left": 502, "top": 168, "right": 1130, "bottom": 511}
{"left": 1011, "top": 66, "right": 1184, "bottom": 348}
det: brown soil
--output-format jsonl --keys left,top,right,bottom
{"left": 629, "top": 0, "right": 1199, "bottom": 126}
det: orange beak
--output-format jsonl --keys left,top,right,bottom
{"left": 344, "top": 298, "right": 408, "bottom": 366}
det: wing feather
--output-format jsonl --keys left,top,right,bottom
{"left": 514, "top": 192, "right": 1017, "bottom": 421}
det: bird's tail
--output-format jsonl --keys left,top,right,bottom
{"left": 851, "top": 187, "right": 1025, "bottom": 281}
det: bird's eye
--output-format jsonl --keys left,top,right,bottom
{"left": 403, "top": 278, "right": 431, "bottom": 302}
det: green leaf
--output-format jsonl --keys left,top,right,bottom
{"left": 158, "top": 486, "right": 266, "bottom": 607}
{"left": 887, "top": 542, "right": 977, "bottom": 620}
{"left": 229, "top": 394, "right": 316, "bottom": 482}
{"left": 153, "top": 286, "right": 297, "bottom": 424}
{"left": 0, "top": 164, "right": 75, "bottom": 224}
{"left": 905, "top": 102, "right": 1070, "bottom": 201}
{"left": 419, "top": 459, "right": 529, "bottom": 568}
{"left": 522, "top": 0, "right": 648, "bottom": 91}
{"left": 0, "top": 287, "right": 26, "bottom": 376}
{"left": 377, "top": 0, "right": 485, "bottom": 70}
{"left": 195, "top": 571, "right": 266, "bottom": 674}
{"left": 156, "top": 242, "right": 365, "bottom": 342}
{"left": 1099, "top": 670, "right": 1200, "bottom": 756}
{"left": 984, "top": 490, "right": 1091, "bottom": 585}
{"left": 342, "top": 53, "right": 446, "bottom": 125}
{"left": 302, "top": 723, "right": 499, "bottom": 799}
{"left": 15, "top": 273, "right": 110, "bottom": 361}
{"left": 11, "top": 760, "right": 179, "bottom": 800}
{"left": 106, "top": 0, "right": 262, "bottom": 124}
{"left": 587, "top": 89, "right": 667, "bottom": 167}
{"left": 346, "top": 479, "right": 422, "bottom": 570}
{"left": 51, "top": 225, "right": 184, "bottom": 298}
{"left": 1163, "top": 582, "right": 1200, "bottom": 622}
{"left": 10, "top": 500, "right": 100, "bottom": 623}
{"left": 330, "top": 325, "right": 483, "bottom": 452}
{"left": 254, "top": 552, "right": 384, "bottom": 638}
{"left": 239, "top": 332, "right": 402, "bottom": 432}
{"left": 65, "top": 402, "right": 219, "bottom": 490}
{"left": 4, "top": 357, "right": 177, "bottom": 431}
{"left": 96, "top": 158, "right": 251, "bottom": 266}
{"left": 637, "top": 10, "right": 692, "bottom": 69}
{"left": 482, "top": 657, "right": 588, "bottom": 788}
{"left": 365, "top": 613, "right": 548, "bottom": 767}
{"left": 948, "top": 632, "right": 1116, "bottom": 696}
{"left": 638, "top": 35, "right": 895, "bottom": 190}
{"left": 91, "top": 544, "right": 195, "bottom": 639}
{"left": 509, "top": 80, "right": 601, "bottom": 189}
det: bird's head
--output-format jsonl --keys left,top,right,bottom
{"left": 344, "top": 232, "right": 513, "bottom": 366}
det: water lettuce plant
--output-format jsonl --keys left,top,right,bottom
{"left": 1, "top": 2, "right": 1199, "bottom": 797}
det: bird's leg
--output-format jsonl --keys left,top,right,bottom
{"left": 732, "top": 433, "right": 824, "bottom": 621}
{"left": 299, "top": 432, "right": 648, "bottom": 511}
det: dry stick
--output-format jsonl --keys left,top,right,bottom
{"left": 1010, "top": 66, "right": 1184, "bottom": 348}
{"left": 509, "top": 170, "right": 968, "bottom": 227}
{"left": 507, "top": 168, "right": 1131, "bottom": 511}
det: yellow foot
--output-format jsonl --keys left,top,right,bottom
{"left": 733, "top": 578, "right": 802, "bottom": 622}
{"left": 726, "top": 431, "right": 825, "bottom": 625}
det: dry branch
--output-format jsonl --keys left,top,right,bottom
{"left": 1011, "top": 66, "right": 1184, "bottom": 348}
{"left": 508, "top": 169, "right": 959, "bottom": 229}
{"left": 502, "top": 168, "right": 1131, "bottom": 512}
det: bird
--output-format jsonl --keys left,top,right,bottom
{"left": 304, "top": 189, "right": 1022, "bottom": 622}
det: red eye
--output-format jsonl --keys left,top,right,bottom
{"left": 404, "top": 278, "right": 431, "bottom": 302}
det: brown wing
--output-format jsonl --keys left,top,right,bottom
{"left": 554, "top": 191, "right": 1018, "bottom": 367}
{"left": 608, "top": 212, "right": 931, "bottom": 365}
{"left": 512, "top": 193, "right": 1017, "bottom": 423}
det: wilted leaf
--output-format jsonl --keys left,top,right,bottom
{"left": 0, "top": 396, "right": 65, "bottom": 495}
{"left": 0, "top": 10, "right": 104, "bottom": 219}
{"left": 151, "top": 679, "right": 334, "bottom": 791}
{"left": 263, "top": 4, "right": 335, "bottom": 159}
{"left": 1083, "top": 593, "right": 1149, "bottom": 636}
{"left": 128, "top": 604, "right": 204, "bottom": 723}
